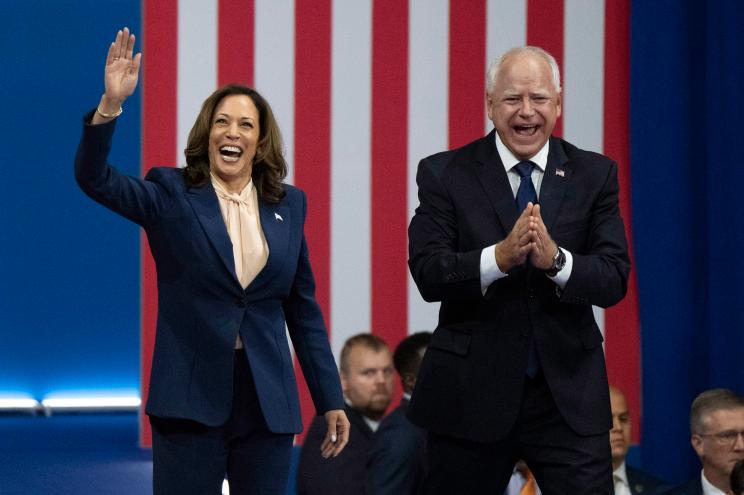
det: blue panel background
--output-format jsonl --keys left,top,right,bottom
{"left": 0, "top": 0, "right": 141, "bottom": 398}
{"left": 632, "top": 0, "right": 744, "bottom": 484}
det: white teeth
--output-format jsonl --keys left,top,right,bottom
{"left": 221, "top": 155, "right": 240, "bottom": 163}
{"left": 220, "top": 145, "right": 241, "bottom": 153}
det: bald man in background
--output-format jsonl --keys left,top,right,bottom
{"left": 609, "top": 386, "right": 669, "bottom": 495}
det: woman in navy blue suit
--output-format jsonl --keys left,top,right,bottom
{"left": 76, "top": 28, "right": 349, "bottom": 494}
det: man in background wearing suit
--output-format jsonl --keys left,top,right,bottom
{"left": 407, "top": 46, "right": 630, "bottom": 494}
{"left": 667, "top": 389, "right": 744, "bottom": 495}
{"left": 609, "top": 386, "right": 669, "bottom": 494}
{"left": 366, "top": 331, "right": 431, "bottom": 495}
{"left": 297, "top": 334, "right": 394, "bottom": 495}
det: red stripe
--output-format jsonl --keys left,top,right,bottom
{"left": 448, "top": 0, "right": 487, "bottom": 149}
{"left": 218, "top": 0, "right": 254, "bottom": 87}
{"left": 141, "top": 0, "right": 178, "bottom": 448}
{"left": 602, "top": 0, "right": 641, "bottom": 443}
{"left": 293, "top": 0, "right": 332, "bottom": 443}
{"left": 372, "top": 0, "right": 409, "bottom": 410}
{"left": 527, "top": 0, "right": 564, "bottom": 137}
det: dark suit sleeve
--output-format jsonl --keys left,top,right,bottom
{"left": 74, "top": 111, "right": 173, "bottom": 226}
{"left": 284, "top": 190, "right": 344, "bottom": 415}
{"left": 365, "top": 415, "right": 424, "bottom": 495}
{"left": 559, "top": 160, "right": 630, "bottom": 308}
{"left": 408, "top": 155, "right": 484, "bottom": 302}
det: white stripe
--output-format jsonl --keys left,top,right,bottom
{"left": 407, "top": 0, "right": 449, "bottom": 334}
{"left": 563, "top": 0, "right": 605, "bottom": 153}
{"left": 177, "top": 0, "right": 218, "bottom": 168}
{"left": 330, "top": 0, "right": 372, "bottom": 359}
{"left": 485, "top": 0, "right": 527, "bottom": 132}
{"left": 563, "top": 0, "right": 606, "bottom": 336}
{"left": 255, "top": 0, "right": 296, "bottom": 185}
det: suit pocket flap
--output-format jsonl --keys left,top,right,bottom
{"left": 429, "top": 325, "right": 472, "bottom": 356}
{"left": 579, "top": 323, "right": 604, "bottom": 349}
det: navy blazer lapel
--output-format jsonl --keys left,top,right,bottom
{"left": 246, "top": 197, "right": 290, "bottom": 294}
{"left": 186, "top": 182, "right": 238, "bottom": 282}
{"left": 474, "top": 130, "right": 519, "bottom": 234}
{"left": 537, "top": 137, "right": 570, "bottom": 232}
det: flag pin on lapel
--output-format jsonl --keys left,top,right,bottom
{"left": 555, "top": 169, "right": 565, "bottom": 177}
{"left": 274, "top": 212, "right": 283, "bottom": 222}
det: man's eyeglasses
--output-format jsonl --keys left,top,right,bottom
{"left": 697, "top": 430, "right": 744, "bottom": 447}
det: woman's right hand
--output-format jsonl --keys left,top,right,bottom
{"left": 93, "top": 27, "right": 141, "bottom": 124}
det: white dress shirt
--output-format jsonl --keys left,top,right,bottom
{"left": 701, "top": 469, "right": 727, "bottom": 495}
{"left": 479, "top": 133, "right": 574, "bottom": 293}
{"left": 613, "top": 462, "right": 631, "bottom": 495}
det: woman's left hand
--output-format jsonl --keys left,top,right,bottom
{"left": 320, "top": 409, "right": 350, "bottom": 458}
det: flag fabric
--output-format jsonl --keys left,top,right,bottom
{"left": 140, "top": 0, "right": 638, "bottom": 447}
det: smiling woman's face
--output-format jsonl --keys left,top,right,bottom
{"left": 208, "top": 94, "right": 260, "bottom": 191}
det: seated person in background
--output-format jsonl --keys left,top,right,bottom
{"left": 731, "top": 459, "right": 744, "bottom": 495}
{"left": 366, "top": 332, "right": 431, "bottom": 495}
{"left": 609, "top": 386, "right": 670, "bottom": 494}
{"left": 504, "top": 461, "right": 541, "bottom": 495}
{"left": 667, "top": 388, "right": 744, "bottom": 495}
{"left": 297, "top": 334, "right": 394, "bottom": 495}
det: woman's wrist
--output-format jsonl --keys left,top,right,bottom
{"left": 92, "top": 94, "right": 124, "bottom": 124}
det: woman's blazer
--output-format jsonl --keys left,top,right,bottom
{"left": 75, "top": 112, "right": 343, "bottom": 433}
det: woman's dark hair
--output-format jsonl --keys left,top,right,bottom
{"left": 732, "top": 459, "right": 744, "bottom": 495}
{"left": 183, "top": 84, "right": 287, "bottom": 203}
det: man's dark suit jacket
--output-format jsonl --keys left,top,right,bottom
{"left": 75, "top": 112, "right": 343, "bottom": 432}
{"left": 626, "top": 466, "right": 671, "bottom": 494}
{"left": 407, "top": 131, "right": 630, "bottom": 442}
{"left": 663, "top": 477, "right": 703, "bottom": 495}
{"left": 296, "top": 405, "right": 373, "bottom": 495}
{"left": 366, "top": 399, "right": 426, "bottom": 495}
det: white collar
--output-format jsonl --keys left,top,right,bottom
{"left": 613, "top": 461, "right": 629, "bottom": 486}
{"left": 701, "top": 469, "right": 727, "bottom": 495}
{"left": 494, "top": 131, "right": 550, "bottom": 174}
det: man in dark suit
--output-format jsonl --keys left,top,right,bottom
{"left": 297, "top": 334, "right": 395, "bottom": 495}
{"left": 407, "top": 46, "right": 630, "bottom": 494}
{"left": 366, "top": 332, "right": 431, "bottom": 495}
{"left": 666, "top": 389, "right": 744, "bottom": 495}
{"left": 610, "top": 386, "right": 670, "bottom": 494}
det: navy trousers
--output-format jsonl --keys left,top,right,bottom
{"left": 150, "top": 350, "right": 294, "bottom": 495}
{"left": 423, "top": 370, "right": 613, "bottom": 495}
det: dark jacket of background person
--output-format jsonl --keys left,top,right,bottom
{"left": 662, "top": 477, "right": 702, "bottom": 495}
{"left": 626, "top": 465, "right": 671, "bottom": 494}
{"left": 366, "top": 398, "right": 426, "bottom": 494}
{"left": 75, "top": 113, "right": 343, "bottom": 431}
{"left": 297, "top": 405, "right": 373, "bottom": 495}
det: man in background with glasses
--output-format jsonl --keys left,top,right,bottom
{"left": 668, "top": 389, "right": 744, "bottom": 494}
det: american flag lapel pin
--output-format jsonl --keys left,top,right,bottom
{"left": 274, "top": 212, "right": 283, "bottom": 222}
{"left": 555, "top": 168, "right": 565, "bottom": 177}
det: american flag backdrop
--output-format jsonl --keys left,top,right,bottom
{"left": 139, "top": 0, "right": 639, "bottom": 447}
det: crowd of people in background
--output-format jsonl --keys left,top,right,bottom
{"left": 297, "top": 333, "right": 744, "bottom": 495}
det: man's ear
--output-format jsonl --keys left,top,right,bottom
{"left": 691, "top": 434, "right": 705, "bottom": 458}
{"left": 486, "top": 93, "right": 494, "bottom": 121}
{"left": 340, "top": 371, "right": 348, "bottom": 395}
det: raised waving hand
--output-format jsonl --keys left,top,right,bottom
{"left": 92, "top": 27, "right": 141, "bottom": 124}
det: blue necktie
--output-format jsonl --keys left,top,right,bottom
{"left": 515, "top": 161, "right": 537, "bottom": 212}
{"left": 514, "top": 161, "right": 541, "bottom": 377}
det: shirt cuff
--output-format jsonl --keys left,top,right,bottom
{"left": 480, "top": 244, "right": 508, "bottom": 294}
{"left": 546, "top": 247, "right": 573, "bottom": 290}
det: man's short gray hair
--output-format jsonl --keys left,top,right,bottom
{"left": 690, "top": 388, "right": 744, "bottom": 434}
{"left": 486, "top": 46, "right": 562, "bottom": 95}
